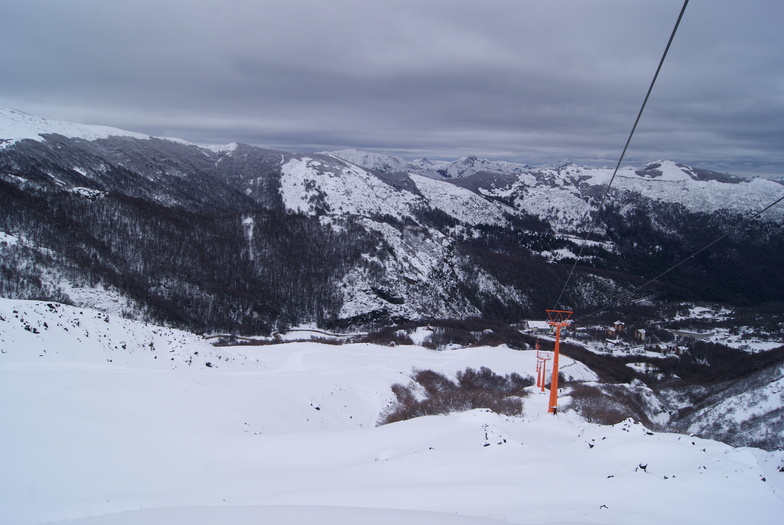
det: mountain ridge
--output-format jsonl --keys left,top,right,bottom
{"left": 1, "top": 107, "right": 783, "bottom": 333}
{"left": 2, "top": 109, "right": 784, "bottom": 457}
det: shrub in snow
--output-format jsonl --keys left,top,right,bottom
{"left": 567, "top": 383, "right": 658, "bottom": 428}
{"left": 379, "top": 367, "right": 531, "bottom": 425}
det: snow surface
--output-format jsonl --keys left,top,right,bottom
{"left": 279, "top": 156, "right": 420, "bottom": 220}
{"left": 1, "top": 298, "right": 783, "bottom": 525}
{"left": 325, "top": 149, "right": 409, "bottom": 173}
{"left": 0, "top": 107, "right": 237, "bottom": 153}
{"left": 669, "top": 305, "right": 783, "bottom": 352}
{"left": 0, "top": 231, "right": 20, "bottom": 246}
{"left": 410, "top": 173, "right": 510, "bottom": 226}
{"left": 332, "top": 216, "right": 489, "bottom": 321}
{"left": 0, "top": 108, "right": 150, "bottom": 147}
{"left": 514, "top": 161, "right": 784, "bottom": 222}
{"left": 4, "top": 108, "right": 782, "bottom": 230}
{"left": 329, "top": 149, "right": 784, "bottom": 224}
{"left": 700, "top": 372, "right": 784, "bottom": 426}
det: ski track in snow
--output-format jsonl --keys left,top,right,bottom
{"left": 1, "top": 298, "right": 783, "bottom": 525}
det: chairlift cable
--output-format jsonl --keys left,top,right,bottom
{"left": 552, "top": 0, "right": 690, "bottom": 310}
{"left": 580, "top": 191, "right": 784, "bottom": 321}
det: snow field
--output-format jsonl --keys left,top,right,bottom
{"left": 1, "top": 298, "right": 782, "bottom": 525}
{"left": 279, "top": 156, "right": 420, "bottom": 220}
{"left": 0, "top": 108, "right": 150, "bottom": 148}
{"left": 409, "top": 173, "right": 511, "bottom": 226}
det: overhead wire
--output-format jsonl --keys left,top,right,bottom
{"left": 552, "top": 0, "right": 690, "bottom": 310}
{"left": 580, "top": 191, "right": 784, "bottom": 321}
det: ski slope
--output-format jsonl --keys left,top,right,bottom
{"left": 1, "top": 298, "right": 782, "bottom": 525}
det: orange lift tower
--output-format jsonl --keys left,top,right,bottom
{"left": 534, "top": 340, "right": 551, "bottom": 392}
{"left": 546, "top": 310, "right": 572, "bottom": 414}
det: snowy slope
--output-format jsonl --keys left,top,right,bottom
{"left": 688, "top": 368, "right": 784, "bottom": 434}
{"left": 278, "top": 155, "right": 515, "bottom": 227}
{"left": 279, "top": 155, "right": 421, "bottom": 220}
{"left": 410, "top": 173, "right": 511, "bottom": 226}
{"left": 327, "top": 148, "right": 784, "bottom": 224}
{"left": 573, "top": 161, "right": 784, "bottom": 218}
{"left": 440, "top": 155, "right": 531, "bottom": 179}
{"left": 334, "top": 218, "right": 475, "bottom": 320}
{"left": 0, "top": 107, "right": 150, "bottom": 147}
{"left": 4, "top": 109, "right": 781, "bottom": 224}
{"left": 325, "top": 149, "right": 410, "bottom": 173}
{"left": 275, "top": 154, "right": 531, "bottom": 320}
{"left": 328, "top": 151, "right": 533, "bottom": 180}
{"left": 4, "top": 108, "right": 780, "bottom": 227}
{"left": 477, "top": 161, "right": 784, "bottom": 228}
{"left": 2, "top": 298, "right": 783, "bottom": 525}
{"left": 668, "top": 361, "right": 784, "bottom": 450}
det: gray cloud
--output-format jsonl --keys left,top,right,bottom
{"left": 2, "top": 0, "right": 783, "bottom": 176}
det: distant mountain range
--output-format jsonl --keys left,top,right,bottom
{"left": 1, "top": 107, "right": 783, "bottom": 333}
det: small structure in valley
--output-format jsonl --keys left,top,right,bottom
{"left": 526, "top": 320, "right": 552, "bottom": 334}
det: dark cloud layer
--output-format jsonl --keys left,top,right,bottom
{"left": 2, "top": 0, "right": 783, "bottom": 176}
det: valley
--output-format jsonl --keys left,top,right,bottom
{"left": 1, "top": 108, "right": 783, "bottom": 524}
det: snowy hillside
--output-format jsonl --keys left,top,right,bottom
{"left": 0, "top": 107, "right": 150, "bottom": 147}
{"left": 410, "top": 173, "right": 511, "bottom": 226}
{"left": 329, "top": 149, "right": 784, "bottom": 224}
{"left": 1, "top": 298, "right": 783, "bottom": 525}
{"left": 545, "top": 160, "right": 784, "bottom": 219}
{"left": 2, "top": 108, "right": 783, "bottom": 338}
{"left": 279, "top": 155, "right": 421, "bottom": 220}
{"left": 3, "top": 107, "right": 781, "bottom": 224}
{"left": 327, "top": 151, "right": 534, "bottom": 180}
{"left": 277, "top": 154, "right": 517, "bottom": 228}
{"left": 324, "top": 149, "right": 410, "bottom": 173}
{"left": 667, "top": 360, "right": 784, "bottom": 450}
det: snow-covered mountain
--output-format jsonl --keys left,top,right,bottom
{"left": 664, "top": 359, "right": 784, "bottom": 450}
{"left": 0, "top": 108, "right": 152, "bottom": 146}
{"left": 4, "top": 109, "right": 784, "bottom": 525}
{"left": 1, "top": 107, "right": 783, "bottom": 333}
{"left": 323, "top": 148, "right": 410, "bottom": 174}
{"left": 2, "top": 297, "right": 783, "bottom": 525}
{"left": 327, "top": 148, "right": 784, "bottom": 224}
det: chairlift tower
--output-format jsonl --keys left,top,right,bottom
{"left": 546, "top": 310, "right": 572, "bottom": 414}
{"left": 534, "top": 340, "right": 551, "bottom": 392}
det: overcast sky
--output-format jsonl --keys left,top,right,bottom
{"left": 2, "top": 0, "right": 783, "bottom": 177}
